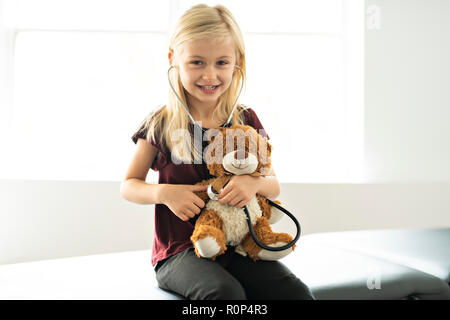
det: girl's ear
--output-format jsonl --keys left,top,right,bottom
{"left": 168, "top": 49, "right": 174, "bottom": 65}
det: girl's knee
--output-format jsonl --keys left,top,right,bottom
{"left": 285, "top": 277, "right": 316, "bottom": 300}
{"left": 201, "top": 279, "right": 246, "bottom": 300}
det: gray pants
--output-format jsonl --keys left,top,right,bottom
{"left": 155, "top": 247, "right": 315, "bottom": 300}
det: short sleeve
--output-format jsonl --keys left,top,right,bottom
{"left": 130, "top": 108, "right": 169, "bottom": 171}
{"left": 242, "top": 107, "right": 270, "bottom": 140}
{"left": 131, "top": 105, "right": 165, "bottom": 144}
{"left": 131, "top": 120, "right": 148, "bottom": 144}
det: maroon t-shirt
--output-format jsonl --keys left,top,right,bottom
{"left": 131, "top": 106, "right": 270, "bottom": 266}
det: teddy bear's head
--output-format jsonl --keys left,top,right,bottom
{"left": 203, "top": 124, "right": 272, "bottom": 178}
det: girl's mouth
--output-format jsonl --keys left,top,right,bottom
{"left": 196, "top": 84, "right": 221, "bottom": 94}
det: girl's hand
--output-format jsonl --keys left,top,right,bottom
{"left": 217, "top": 175, "right": 261, "bottom": 208}
{"left": 160, "top": 184, "right": 208, "bottom": 221}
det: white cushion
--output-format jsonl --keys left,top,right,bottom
{"left": 0, "top": 250, "right": 180, "bottom": 300}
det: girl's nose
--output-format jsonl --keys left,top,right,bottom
{"left": 202, "top": 65, "right": 218, "bottom": 80}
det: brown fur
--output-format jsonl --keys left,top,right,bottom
{"left": 206, "top": 125, "right": 272, "bottom": 177}
{"left": 195, "top": 208, "right": 223, "bottom": 229}
{"left": 192, "top": 124, "right": 293, "bottom": 261}
{"left": 193, "top": 177, "right": 216, "bottom": 205}
{"left": 241, "top": 217, "right": 295, "bottom": 261}
{"left": 256, "top": 194, "right": 273, "bottom": 220}
{"left": 190, "top": 209, "right": 227, "bottom": 260}
{"left": 212, "top": 175, "right": 232, "bottom": 193}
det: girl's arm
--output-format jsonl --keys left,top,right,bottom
{"left": 121, "top": 178, "right": 167, "bottom": 205}
{"left": 254, "top": 174, "right": 280, "bottom": 200}
{"left": 252, "top": 165, "right": 280, "bottom": 200}
{"left": 120, "top": 138, "right": 165, "bottom": 205}
{"left": 121, "top": 138, "right": 208, "bottom": 221}
{"left": 218, "top": 166, "right": 281, "bottom": 208}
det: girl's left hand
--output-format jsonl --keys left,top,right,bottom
{"left": 217, "top": 175, "right": 261, "bottom": 208}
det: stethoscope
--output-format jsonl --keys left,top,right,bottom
{"left": 168, "top": 65, "right": 301, "bottom": 252}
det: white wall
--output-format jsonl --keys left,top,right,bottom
{"left": 276, "top": 182, "right": 450, "bottom": 236}
{"left": 2, "top": 1, "right": 450, "bottom": 265}
{"left": 0, "top": 180, "right": 153, "bottom": 265}
{"left": 365, "top": 0, "right": 450, "bottom": 182}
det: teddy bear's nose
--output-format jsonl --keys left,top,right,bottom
{"left": 234, "top": 150, "right": 248, "bottom": 161}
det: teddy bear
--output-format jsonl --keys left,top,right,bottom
{"left": 191, "top": 124, "right": 295, "bottom": 261}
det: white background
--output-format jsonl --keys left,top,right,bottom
{"left": 0, "top": 0, "right": 364, "bottom": 183}
{"left": 1, "top": 0, "right": 449, "bottom": 266}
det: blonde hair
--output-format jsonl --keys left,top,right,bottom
{"left": 143, "top": 4, "right": 247, "bottom": 163}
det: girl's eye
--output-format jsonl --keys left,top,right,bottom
{"left": 190, "top": 60, "right": 228, "bottom": 66}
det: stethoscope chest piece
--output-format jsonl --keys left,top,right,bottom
{"left": 207, "top": 183, "right": 222, "bottom": 201}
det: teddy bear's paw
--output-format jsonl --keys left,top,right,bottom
{"left": 235, "top": 245, "right": 248, "bottom": 257}
{"left": 257, "top": 242, "right": 293, "bottom": 261}
{"left": 268, "top": 204, "right": 284, "bottom": 224}
{"left": 194, "top": 236, "right": 221, "bottom": 258}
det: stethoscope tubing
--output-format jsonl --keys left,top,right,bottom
{"left": 243, "top": 199, "right": 301, "bottom": 251}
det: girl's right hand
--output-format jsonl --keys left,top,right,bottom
{"left": 160, "top": 184, "right": 209, "bottom": 221}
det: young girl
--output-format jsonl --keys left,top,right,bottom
{"left": 121, "top": 4, "right": 315, "bottom": 300}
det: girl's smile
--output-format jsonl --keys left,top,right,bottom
{"left": 170, "top": 36, "right": 237, "bottom": 114}
{"left": 196, "top": 84, "right": 221, "bottom": 94}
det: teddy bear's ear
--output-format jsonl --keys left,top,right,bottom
{"left": 204, "top": 127, "right": 222, "bottom": 144}
{"left": 261, "top": 137, "right": 272, "bottom": 155}
{"left": 258, "top": 136, "right": 272, "bottom": 166}
{"left": 265, "top": 138, "right": 272, "bottom": 155}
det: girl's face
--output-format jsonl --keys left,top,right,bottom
{"left": 171, "top": 36, "right": 237, "bottom": 110}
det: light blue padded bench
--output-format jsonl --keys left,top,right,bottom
{"left": 299, "top": 227, "right": 450, "bottom": 298}
{"left": 283, "top": 229, "right": 450, "bottom": 300}
{"left": 0, "top": 228, "right": 449, "bottom": 300}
